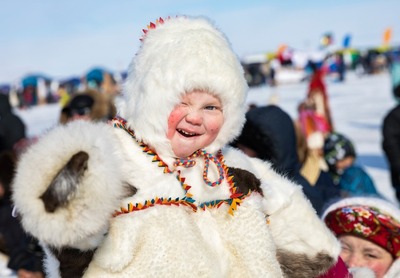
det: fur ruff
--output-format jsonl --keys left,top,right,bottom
{"left": 12, "top": 120, "right": 128, "bottom": 249}
{"left": 385, "top": 258, "right": 400, "bottom": 278}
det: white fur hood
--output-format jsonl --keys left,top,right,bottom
{"left": 120, "top": 16, "right": 248, "bottom": 165}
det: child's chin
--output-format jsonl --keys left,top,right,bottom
{"left": 175, "top": 150, "right": 197, "bottom": 158}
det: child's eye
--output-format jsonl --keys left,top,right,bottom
{"left": 204, "top": 105, "right": 221, "bottom": 111}
{"left": 365, "top": 253, "right": 378, "bottom": 259}
{"left": 341, "top": 245, "right": 350, "bottom": 251}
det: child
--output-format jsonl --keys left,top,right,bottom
{"left": 13, "top": 16, "right": 342, "bottom": 277}
{"left": 323, "top": 132, "right": 380, "bottom": 198}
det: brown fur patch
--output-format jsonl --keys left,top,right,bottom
{"left": 276, "top": 249, "right": 335, "bottom": 278}
{"left": 228, "top": 167, "right": 263, "bottom": 196}
{"left": 40, "top": 151, "right": 89, "bottom": 212}
{"left": 49, "top": 246, "right": 95, "bottom": 278}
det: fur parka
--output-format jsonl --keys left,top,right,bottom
{"left": 12, "top": 15, "right": 340, "bottom": 277}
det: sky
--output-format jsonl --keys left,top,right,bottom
{"left": 1, "top": 0, "right": 399, "bottom": 84}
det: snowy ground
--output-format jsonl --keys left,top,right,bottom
{"left": 14, "top": 71, "right": 398, "bottom": 204}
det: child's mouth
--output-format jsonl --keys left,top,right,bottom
{"left": 177, "top": 129, "right": 198, "bottom": 137}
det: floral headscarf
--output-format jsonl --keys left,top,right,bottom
{"left": 324, "top": 204, "right": 400, "bottom": 258}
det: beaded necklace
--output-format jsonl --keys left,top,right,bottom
{"left": 111, "top": 116, "right": 251, "bottom": 216}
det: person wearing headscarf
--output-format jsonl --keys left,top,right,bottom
{"left": 323, "top": 196, "right": 400, "bottom": 278}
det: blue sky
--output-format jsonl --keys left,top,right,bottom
{"left": 1, "top": 0, "right": 399, "bottom": 84}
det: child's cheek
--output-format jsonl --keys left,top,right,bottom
{"left": 208, "top": 125, "right": 220, "bottom": 135}
{"left": 167, "top": 110, "right": 183, "bottom": 139}
{"left": 370, "top": 263, "right": 391, "bottom": 278}
{"left": 208, "top": 118, "right": 224, "bottom": 135}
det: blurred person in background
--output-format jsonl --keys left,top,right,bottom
{"left": 324, "top": 132, "right": 380, "bottom": 198}
{"left": 382, "top": 53, "right": 400, "bottom": 204}
{"left": 232, "top": 104, "right": 340, "bottom": 215}
{"left": 59, "top": 89, "right": 116, "bottom": 124}
{"left": 323, "top": 196, "right": 400, "bottom": 278}
{"left": 307, "top": 62, "right": 334, "bottom": 133}
{"left": 295, "top": 99, "right": 335, "bottom": 199}
{"left": 0, "top": 94, "right": 26, "bottom": 153}
{"left": 0, "top": 151, "right": 44, "bottom": 278}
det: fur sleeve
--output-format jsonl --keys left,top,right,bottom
{"left": 223, "top": 147, "right": 341, "bottom": 277}
{"left": 251, "top": 157, "right": 341, "bottom": 276}
{"left": 12, "top": 120, "right": 130, "bottom": 250}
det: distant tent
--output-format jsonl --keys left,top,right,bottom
{"left": 86, "top": 68, "right": 106, "bottom": 87}
{"left": 60, "top": 77, "right": 81, "bottom": 87}
{"left": 21, "top": 74, "right": 51, "bottom": 88}
{"left": 60, "top": 76, "right": 81, "bottom": 95}
{"left": 0, "top": 84, "right": 11, "bottom": 95}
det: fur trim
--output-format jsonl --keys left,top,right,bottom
{"left": 121, "top": 16, "right": 248, "bottom": 164}
{"left": 349, "top": 267, "right": 376, "bottom": 278}
{"left": 12, "top": 121, "right": 128, "bottom": 248}
{"left": 277, "top": 250, "right": 335, "bottom": 278}
{"left": 385, "top": 258, "right": 400, "bottom": 278}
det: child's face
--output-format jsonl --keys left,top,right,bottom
{"left": 167, "top": 90, "right": 224, "bottom": 158}
{"left": 339, "top": 235, "right": 393, "bottom": 278}
{"left": 335, "top": 156, "right": 355, "bottom": 172}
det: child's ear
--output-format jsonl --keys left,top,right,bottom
{"left": 228, "top": 167, "right": 263, "bottom": 196}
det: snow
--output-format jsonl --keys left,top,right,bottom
{"left": 14, "top": 71, "right": 398, "bottom": 204}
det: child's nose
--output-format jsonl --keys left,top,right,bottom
{"left": 185, "top": 110, "right": 203, "bottom": 125}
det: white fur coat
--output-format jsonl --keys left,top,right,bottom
{"left": 13, "top": 15, "right": 340, "bottom": 278}
{"left": 12, "top": 120, "right": 340, "bottom": 277}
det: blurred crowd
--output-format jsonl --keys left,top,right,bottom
{"left": 1, "top": 67, "right": 123, "bottom": 110}
{"left": 243, "top": 46, "right": 397, "bottom": 88}
{"left": 232, "top": 51, "right": 400, "bottom": 277}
